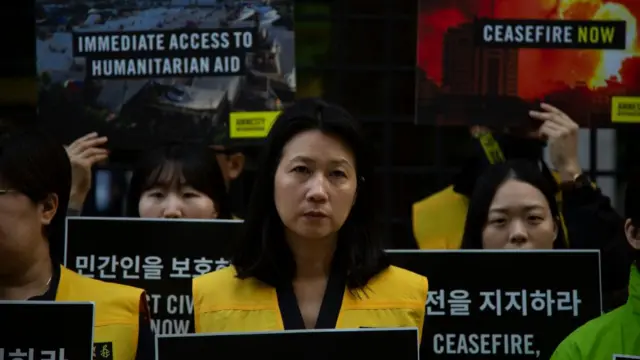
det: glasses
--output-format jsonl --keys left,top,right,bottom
{"left": 0, "top": 189, "right": 16, "bottom": 196}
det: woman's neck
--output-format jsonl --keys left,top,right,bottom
{"left": 286, "top": 232, "right": 337, "bottom": 280}
{"left": 0, "top": 252, "right": 53, "bottom": 301}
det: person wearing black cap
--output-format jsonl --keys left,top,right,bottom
{"left": 210, "top": 121, "right": 249, "bottom": 219}
{"left": 211, "top": 123, "right": 246, "bottom": 192}
{"left": 0, "top": 126, "right": 154, "bottom": 360}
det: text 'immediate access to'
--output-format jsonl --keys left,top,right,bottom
{"left": 72, "top": 29, "right": 256, "bottom": 79}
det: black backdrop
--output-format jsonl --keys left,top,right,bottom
{"left": 4, "top": 0, "right": 635, "bottom": 250}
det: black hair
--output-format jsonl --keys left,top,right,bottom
{"left": 0, "top": 126, "right": 71, "bottom": 263}
{"left": 232, "top": 98, "right": 389, "bottom": 289}
{"left": 625, "top": 177, "right": 640, "bottom": 228}
{"left": 626, "top": 177, "right": 640, "bottom": 274}
{"left": 461, "top": 159, "right": 566, "bottom": 249}
{"left": 126, "top": 142, "right": 232, "bottom": 219}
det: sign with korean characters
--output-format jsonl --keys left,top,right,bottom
{"left": 0, "top": 301, "right": 94, "bottom": 360}
{"left": 157, "top": 328, "right": 419, "bottom": 360}
{"left": 388, "top": 250, "right": 602, "bottom": 360}
{"left": 64, "top": 217, "right": 242, "bottom": 335}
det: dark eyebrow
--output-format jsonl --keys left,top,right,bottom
{"left": 289, "top": 155, "right": 313, "bottom": 164}
{"left": 289, "top": 155, "right": 354, "bottom": 169}
{"left": 489, "top": 204, "right": 547, "bottom": 213}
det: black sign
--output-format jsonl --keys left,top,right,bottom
{"left": 613, "top": 356, "right": 640, "bottom": 359}
{"left": 157, "top": 328, "right": 419, "bottom": 360}
{"left": 473, "top": 19, "right": 626, "bottom": 50}
{"left": 388, "top": 250, "right": 602, "bottom": 359}
{"left": 64, "top": 217, "right": 242, "bottom": 335}
{"left": 0, "top": 301, "right": 94, "bottom": 360}
{"left": 72, "top": 29, "right": 256, "bottom": 79}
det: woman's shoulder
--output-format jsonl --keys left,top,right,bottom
{"left": 59, "top": 266, "right": 144, "bottom": 320}
{"left": 362, "top": 265, "right": 428, "bottom": 303}
{"left": 193, "top": 265, "right": 275, "bottom": 305}
{"left": 551, "top": 305, "right": 633, "bottom": 359}
{"left": 194, "top": 265, "right": 239, "bottom": 287}
{"left": 380, "top": 265, "right": 428, "bottom": 286}
{"left": 61, "top": 265, "right": 144, "bottom": 299}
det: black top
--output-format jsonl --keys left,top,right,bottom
{"left": 30, "top": 264, "right": 155, "bottom": 360}
{"left": 276, "top": 260, "right": 347, "bottom": 330}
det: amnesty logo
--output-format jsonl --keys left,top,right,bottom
{"left": 93, "top": 342, "right": 113, "bottom": 360}
{"left": 229, "top": 111, "right": 281, "bottom": 138}
{"left": 611, "top": 96, "right": 640, "bottom": 123}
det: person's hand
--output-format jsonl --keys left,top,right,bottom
{"left": 66, "top": 132, "right": 109, "bottom": 210}
{"left": 529, "top": 103, "right": 581, "bottom": 181}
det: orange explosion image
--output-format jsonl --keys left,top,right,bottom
{"left": 417, "top": 0, "right": 640, "bottom": 125}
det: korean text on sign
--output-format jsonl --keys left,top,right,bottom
{"left": 75, "top": 255, "right": 231, "bottom": 279}
{"left": 426, "top": 289, "right": 582, "bottom": 317}
{"left": 0, "top": 349, "right": 67, "bottom": 360}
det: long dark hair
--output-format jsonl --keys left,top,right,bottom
{"left": 126, "top": 143, "right": 232, "bottom": 219}
{"left": 232, "top": 98, "right": 389, "bottom": 289}
{"left": 461, "top": 159, "right": 566, "bottom": 249}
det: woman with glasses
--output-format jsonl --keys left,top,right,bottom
{"left": 0, "top": 126, "right": 154, "bottom": 360}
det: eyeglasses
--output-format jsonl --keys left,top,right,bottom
{"left": 0, "top": 189, "right": 16, "bottom": 196}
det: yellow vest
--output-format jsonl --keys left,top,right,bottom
{"left": 193, "top": 265, "right": 428, "bottom": 342}
{"left": 56, "top": 266, "right": 143, "bottom": 360}
{"left": 412, "top": 186, "right": 469, "bottom": 250}
{"left": 412, "top": 173, "right": 571, "bottom": 250}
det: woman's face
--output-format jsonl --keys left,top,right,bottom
{"left": 482, "top": 179, "right": 557, "bottom": 249}
{"left": 0, "top": 188, "right": 57, "bottom": 275}
{"left": 138, "top": 166, "right": 217, "bottom": 219}
{"left": 274, "top": 130, "right": 358, "bottom": 240}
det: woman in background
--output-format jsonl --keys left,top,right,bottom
{"left": 461, "top": 159, "right": 566, "bottom": 250}
{"left": 65, "top": 136, "right": 232, "bottom": 219}
{"left": 193, "top": 98, "right": 427, "bottom": 340}
{"left": 126, "top": 143, "right": 232, "bottom": 219}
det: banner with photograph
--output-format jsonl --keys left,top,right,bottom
{"left": 36, "top": 1, "right": 294, "bottom": 149}
{"left": 416, "top": 0, "right": 640, "bottom": 127}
